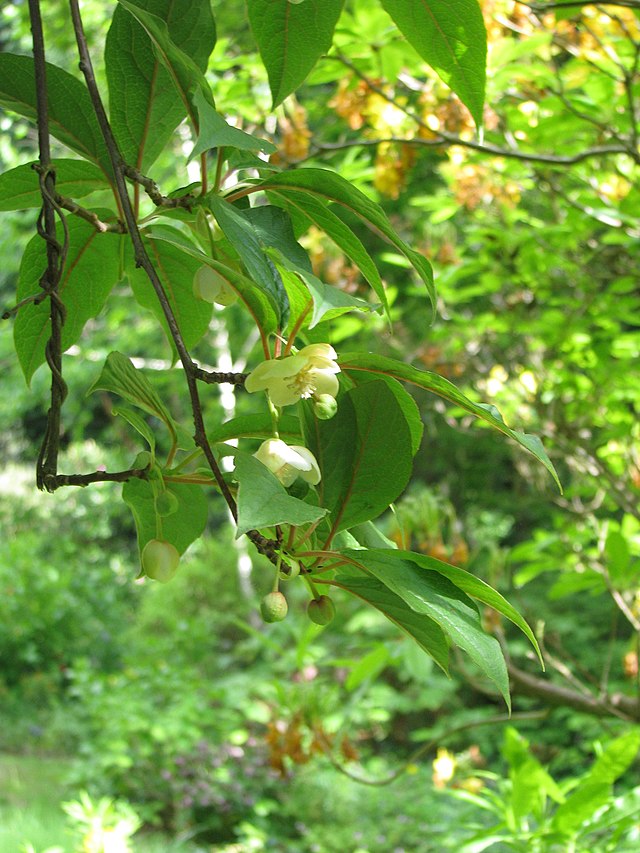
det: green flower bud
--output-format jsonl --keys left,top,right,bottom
{"left": 279, "top": 560, "right": 300, "bottom": 581}
{"left": 193, "top": 265, "right": 223, "bottom": 303}
{"left": 313, "top": 394, "right": 338, "bottom": 420}
{"left": 260, "top": 591, "right": 288, "bottom": 623}
{"left": 307, "top": 595, "right": 336, "bottom": 626}
{"left": 142, "top": 539, "right": 180, "bottom": 583}
{"left": 155, "top": 490, "right": 179, "bottom": 517}
{"left": 133, "top": 450, "right": 153, "bottom": 470}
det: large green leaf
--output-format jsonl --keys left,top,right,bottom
{"left": 125, "top": 237, "right": 213, "bottom": 355}
{"left": 338, "top": 351, "right": 562, "bottom": 490}
{"left": 14, "top": 217, "right": 122, "bottom": 384}
{"left": 404, "top": 553, "right": 541, "bottom": 662}
{"left": 208, "top": 195, "right": 289, "bottom": 325}
{"left": 341, "top": 548, "right": 510, "bottom": 706}
{"left": 0, "top": 54, "right": 111, "bottom": 177}
{"left": 88, "top": 351, "right": 177, "bottom": 444}
{"left": 266, "top": 190, "right": 389, "bottom": 318}
{"left": 122, "top": 478, "right": 208, "bottom": 556}
{"left": 329, "top": 567, "right": 450, "bottom": 671}
{"left": 0, "top": 159, "right": 109, "bottom": 211}
{"left": 106, "top": 0, "right": 216, "bottom": 170}
{"left": 258, "top": 168, "right": 435, "bottom": 312}
{"left": 231, "top": 449, "right": 328, "bottom": 537}
{"left": 302, "top": 380, "right": 413, "bottom": 535}
{"left": 380, "top": 0, "right": 487, "bottom": 125}
{"left": 247, "top": 0, "right": 345, "bottom": 106}
{"left": 117, "top": 0, "right": 214, "bottom": 131}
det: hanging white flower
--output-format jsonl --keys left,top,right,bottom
{"left": 253, "top": 438, "right": 321, "bottom": 486}
{"left": 245, "top": 344, "right": 340, "bottom": 407}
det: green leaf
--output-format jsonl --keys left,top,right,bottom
{"left": 259, "top": 168, "right": 435, "bottom": 313}
{"left": 380, "top": 0, "right": 487, "bottom": 125}
{"left": 0, "top": 159, "right": 109, "bottom": 211}
{"left": 112, "top": 405, "right": 157, "bottom": 452}
{"left": 106, "top": 0, "right": 216, "bottom": 170}
{"left": 122, "top": 478, "right": 208, "bottom": 556}
{"left": 330, "top": 567, "right": 450, "bottom": 671}
{"left": 208, "top": 413, "right": 302, "bottom": 444}
{"left": 247, "top": 0, "right": 345, "bottom": 106}
{"left": 125, "top": 237, "right": 213, "bottom": 354}
{"left": 88, "top": 351, "right": 178, "bottom": 444}
{"left": 271, "top": 250, "right": 379, "bottom": 329}
{"left": 302, "top": 380, "right": 414, "bottom": 534}
{"left": 266, "top": 190, "right": 388, "bottom": 317}
{"left": 231, "top": 448, "right": 328, "bottom": 537}
{"left": 338, "top": 351, "right": 562, "bottom": 491}
{"left": 144, "top": 227, "right": 279, "bottom": 338}
{"left": 344, "top": 370, "right": 423, "bottom": 456}
{"left": 117, "top": 0, "right": 215, "bottom": 132}
{"left": 15, "top": 218, "right": 122, "bottom": 384}
{"left": 341, "top": 548, "right": 510, "bottom": 707}
{"left": 207, "top": 195, "right": 289, "bottom": 324}
{"left": 190, "top": 88, "right": 276, "bottom": 159}
{"left": 366, "top": 549, "right": 540, "bottom": 662}
{"left": 0, "top": 54, "right": 111, "bottom": 176}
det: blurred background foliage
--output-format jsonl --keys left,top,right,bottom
{"left": 1, "top": 0, "right": 639, "bottom": 850}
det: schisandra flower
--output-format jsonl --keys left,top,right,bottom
{"left": 254, "top": 439, "right": 321, "bottom": 487}
{"left": 245, "top": 344, "right": 340, "bottom": 407}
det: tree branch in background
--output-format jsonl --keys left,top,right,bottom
{"left": 314, "top": 53, "right": 639, "bottom": 167}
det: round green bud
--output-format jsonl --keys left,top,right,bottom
{"left": 313, "top": 394, "right": 338, "bottom": 420}
{"left": 279, "top": 560, "right": 300, "bottom": 581}
{"left": 133, "top": 450, "right": 153, "bottom": 470}
{"left": 307, "top": 595, "right": 336, "bottom": 626}
{"left": 155, "top": 490, "right": 179, "bottom": 518}
{"left": 141, "top": 539, "right": 180, "bottom": 583}
{"left": 193, "top": 265, "right": 223, "bottom": 303}
{"left": 260, "top": 591, "right": 288, "bottom": 623}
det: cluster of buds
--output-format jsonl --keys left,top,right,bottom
{"left": 245, "top": 343, "right": 341, "bottom": 486}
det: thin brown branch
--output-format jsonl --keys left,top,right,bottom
{"left": 123, "top": 164, "right": 196, "bottom": 210}
{"left": 507, "top": 660, "right": 640, "bottom": 720}
{"left": 46, "top": 468, "right": 149, "bottom": 488}
{"left": 55, "top": 193, "right": 126, "bottom": 232}
{"left": 311, "top": 136, "right": 632, "bottom": 166}
{"left": 68, "top": 0, "right": 284, "bottom": 569}
{"left": 193, "top": 366, "right": 248, "bottom": 386}
{"left": 68, "top": 0, "right": 236, "bottom": 517}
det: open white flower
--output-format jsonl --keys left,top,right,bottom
{"left": 245, "top": 344, "right": 340, "bottom": 407}
{"left": 254, "top": 438, "right": 321, "bottom": 487}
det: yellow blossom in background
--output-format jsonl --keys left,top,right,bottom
{"left": 432, "top": 747, "right": 456, "bottom": 788}
{"left": 245, "top": 344, "right": 340, "bottom": 407}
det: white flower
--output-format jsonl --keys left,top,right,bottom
{"left": 245, "top": 344, "right": 340, "bottom": 407}
{"left": 254, "top": 439, "right": 321, "bottom": 486}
